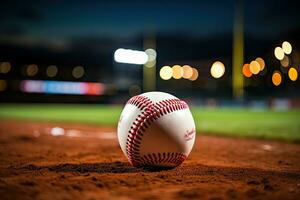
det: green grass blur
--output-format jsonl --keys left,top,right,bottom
{"left": 0, "top": 104, "right": 299, "bottom": 142}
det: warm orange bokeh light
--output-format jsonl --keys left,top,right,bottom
{"left": 255, "top": 57, "right": 265, "bottom": 71}
{"left": 249, "top": 61, "right": 260, "bottom": 74}
{"left": 272, "top": 71, "right": 282, "bottom": 86}
{"left": 189, "top": 68, "right": 199, "bottom": 81}
{"left": 172, "top": 65, "right": 183, "bottom": 79}
{"left": 242, "top": 63, "right": 252, "bottom": 77}
{"left": 182, "top": 65, "right": 193, "bottom": 79}
{"left": 288, "top": 67, "right": 298, "bottom": 81}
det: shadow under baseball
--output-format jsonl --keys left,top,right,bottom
{"left": 21, "top": 162, "right": 300, "bottom": 178}
{"left": 22, "top": 162, "right": 177, "bottom": 173}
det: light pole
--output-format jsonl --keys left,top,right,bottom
{"left": 143, "top": 34, "right": 156, "bottom": 92}
{"left": 232, "top": 0, "right": 244, "bottom": 99}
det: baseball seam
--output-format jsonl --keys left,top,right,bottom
{"left": 125, "top": 95, "right": 189, "bottom": 167}
{"left": 140, "top": 152, "right": 187, "bottom": 167}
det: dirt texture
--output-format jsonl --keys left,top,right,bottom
{"left": 0, "top": 119, "right": 300, "bottom": 200}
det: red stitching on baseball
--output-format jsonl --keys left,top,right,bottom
{"left": 126, "top": 95, "right": 189, "bottom": 167}
{"left": 126, "top": 95, "right": 153, "bottom": 110}
{"left": 139, "top": 153, "right": 187, "bottom": 167}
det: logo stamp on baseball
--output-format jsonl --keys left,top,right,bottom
{"left": 117, "top": 91, "right": 196, "bottom": 169}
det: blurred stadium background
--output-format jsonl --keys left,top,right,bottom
{"left": 0, "top": 0, "right": 299, "bottom": 141}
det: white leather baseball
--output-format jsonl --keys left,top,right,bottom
{"left": 117, "top": 91, "right": 196, "bottom": 168}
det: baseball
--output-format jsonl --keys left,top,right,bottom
{"left": 117, "top": 91, "right": 196, "bottom": 168}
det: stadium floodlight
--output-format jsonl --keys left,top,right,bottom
{"left": 282, "top": 41, "right": 292, "bottom": 55}
{"left": 114, "top": 48, "right": 148, "bottom": 65}
{"left": 210, "top": 61, "right": 225, "bottom": 78}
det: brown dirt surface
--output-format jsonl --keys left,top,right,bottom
{"left": 0, "top": 119, "right": 300, "bottom": 200}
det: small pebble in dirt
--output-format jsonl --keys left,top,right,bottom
{"left": 83, "top": 173, "right": 90, "bottom": 176}
{"left": 60, "top": 175, "right": 66, "bottom": 179}
{"left": 261, "top": 144, "right": 272, "bottom": 151}
{"left": 95, "top": 181, "right": 104, "bottom": 188}
{"left": 91, "top": 177, "right": 97, "bottom": 181}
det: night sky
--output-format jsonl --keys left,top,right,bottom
{"left": 1, "top": 0, "right": 299, "bottom": 49}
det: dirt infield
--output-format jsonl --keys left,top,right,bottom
{"left": 0, "top": 119, "right": 300, "bottom": 200}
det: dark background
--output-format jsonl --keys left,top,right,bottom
{"left": 0, "top": 0, "right": 299, "bottom": 103}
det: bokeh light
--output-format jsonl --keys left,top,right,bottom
{"left": 189, "top": 68, "right": 198, "bottom": 81}
{"left": 274, "top": 47, "right": 284, "bottom": 60}
{"left": 144, "top": 60, "right": 156, "bottom": 68}
{"left": 114, "top": 48, "right": 148, "bottom": 65}
{"left": 46, "top": 65, "right": 58, "bottom": 77}
{"left": 210, "top": 61, "right": 225, "bottom": 78}
{"left": 172, "top": 65, "right": 183, "bottom": 79}
{"left": 144, "top": 48, "right": 157, "bottom": 68}
{"left": 255, "top": 57, "right": 265, "bottom": 71}
{"left": 242, "top": 63, "right": 252, "bottom": 77}
{"left": 288, "top": 67, "right": 298, "bottom": 81}
{"left": 272, "top": 71, "right": 282, "bottom": 86}
{"left": 26, "top": 64, "right": 38, "bottom": 76}
{"left": 249, "top": 61, "right": 260, "bottom": 75}
{"left": 282, "top": 41, "right": 292, "bottom": 55}
{"left": 182, "top": 65, "right": 193, "bottom": 79}
{"left": 145, "top": 48, "right": 157, "bottom": 62}
{"left": 0, "top": 79, "right": 7, "bottom": 91}
{"left": 72, "top": 66, "right": 85, "bottom": 79}
{"left": 0, "top": 62, "right": 11, "bottom": 73}
{"left": 280, "top": 55, "right": 289, "bottom": 67}
{"left": 21, "top": 80, "right": 105, "bottom": 95}
{"left": 159, "top": 66, "right": 172, "bottom": 80}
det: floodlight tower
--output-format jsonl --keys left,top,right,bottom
{"left": 232, "top": 0, "right": 244, "bottom": 99}
{"left": 143, "top": 34, "right": 156, "bottom": 92}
